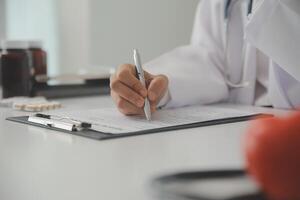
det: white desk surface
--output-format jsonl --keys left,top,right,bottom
{"left": 0, "top": 95, "right": 291, "bottom": 200}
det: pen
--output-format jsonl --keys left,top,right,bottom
{"left": 133, "top": 49, "right": 151, "bottom": 121}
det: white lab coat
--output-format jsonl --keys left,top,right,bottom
{"left": 145, "top": 0, "right": 300, "bottom": 109}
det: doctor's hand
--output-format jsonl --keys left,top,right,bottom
{"left": 110, "top": 64, "right": 168, "bottom": 116}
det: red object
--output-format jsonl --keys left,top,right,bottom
{"left": 244, "top": 112, "right": 300, "bottom": 200}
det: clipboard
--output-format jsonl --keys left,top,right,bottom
{"left": 6, "top": 113, "right": 271, "bottom": 141}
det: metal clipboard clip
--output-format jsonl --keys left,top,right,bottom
{"left": 28, "top": 113, "right": 92, "bottom": 132}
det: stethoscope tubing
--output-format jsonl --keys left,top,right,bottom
{"left": 151, "top": 170, "right": 266, "bottom": 200}
{"left": 225, "top": 0, "right": 253, "bottom": 20}
{"left": 223, "top": 0, "right": 253, "bottom": 88}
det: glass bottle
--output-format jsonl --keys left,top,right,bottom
{"left": 1, "top": 41, "right": 32, "bottom": 98}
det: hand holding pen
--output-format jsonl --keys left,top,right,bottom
{"left": 110, "top": 50, "right": 168, "bottom": 118}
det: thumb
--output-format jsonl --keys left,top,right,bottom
{"left": 147, "top": 75, "right": 168, "bottom": 103}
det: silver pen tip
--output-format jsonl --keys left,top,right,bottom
{"left": 146, "top": 115, "right": 151, "bottom": 121}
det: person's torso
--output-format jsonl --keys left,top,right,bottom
{"left": 220, "top": 0, "right": 300, "bottom": 109}
{"left": 224, "top": 0, "right": 270, "bottom": 106}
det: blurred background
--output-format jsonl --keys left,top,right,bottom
{"left": 0, "top": 0, "right": 199, "bottom": 76}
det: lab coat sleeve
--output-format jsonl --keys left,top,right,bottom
{"left": 144, "top": 0, "right": 229, "bottom": 108}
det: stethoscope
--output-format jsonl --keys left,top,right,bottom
{"left": 151, "top": 170, "right": 265, "bottom": 200}
{"left": 223, "top": 0, "right": 253, "bottom": 88}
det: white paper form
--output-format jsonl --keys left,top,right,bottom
{"left": 46, "top": 105, "right": 259, "bottom": 135}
